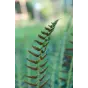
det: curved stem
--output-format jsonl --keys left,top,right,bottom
{"left": 66, "top": 58, "right": 73, "bottom": 88}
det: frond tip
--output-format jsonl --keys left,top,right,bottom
{"left": 51, "top": 19, "right": 59, "bottom": 27}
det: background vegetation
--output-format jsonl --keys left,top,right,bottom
{"left": 15, "top": 0, "right": 73, "bottom": 88}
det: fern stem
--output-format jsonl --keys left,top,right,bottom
{"left": 37, "top": 51, "right": 42, "bottom": 88}
{"left": 37, "top": 59, "right": 40, "bottom": 88}
{"left": 66, "top": 58, "right": 73, "bottom": 88}
{"left": 58, "top": 31, "right": 68, "bottom": 88}
{"left": 51, "top": 65, "right": 56, "bottom": 88}
{"left": 50, "top": 49, "right": 60, "bottom": 88}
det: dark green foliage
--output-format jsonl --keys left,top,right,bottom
{"left": 15, "top": 1, "right": 21, "bottom": 13}
{"left": 26, "top": 1, "right": 34, "bottom": 19}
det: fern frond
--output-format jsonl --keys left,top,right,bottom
{"left": 25, "top": 19, "right": 58, "bottom": 88}
{"left": 58, "top": 31, "right": 73, "bottom": 88}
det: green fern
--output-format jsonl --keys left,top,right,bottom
{"left": 58, "top": 18, "right": 73, "bottom": 88}
{"left": 24, "top": 20, "right": 59, "bottom": 88}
